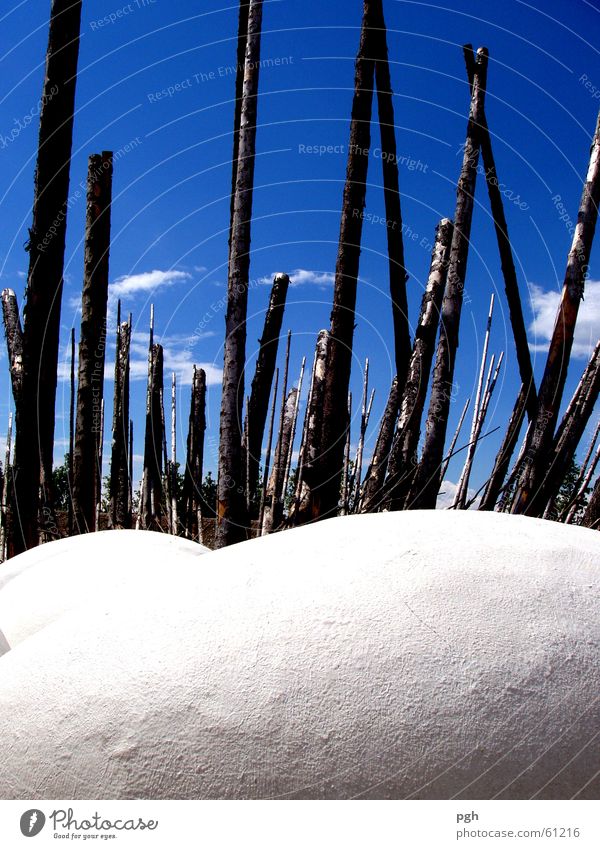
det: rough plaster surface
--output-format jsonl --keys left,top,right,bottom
{"left": 0, "top": 530, "right": 209, "bottom": 652}
{"left": 0, "top": 512, "right": 598, "bottom": 800}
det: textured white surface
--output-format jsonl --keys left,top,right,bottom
{"left": 0, "top": 530, "right": 209, "bottom": 652}
{"left": 0, "top": 512, "right": 598, "bottom": 800}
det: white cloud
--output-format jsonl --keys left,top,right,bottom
{"left": 109, "top": 269, "right": 191, "bottom": 301}
{"left": 528, "top": 279, "right": 600, "bottom": 360}
{"left": 436, "top": 479, "right": 479, "bottom": 510}
{"left": 258, "top": 268, "right": 335, "bottom": 288}
{"left": 57, "top": 329, "right": 221, "bottom": 388}
{"left": 127, "top": 330, "right": 222, "bottom": 388}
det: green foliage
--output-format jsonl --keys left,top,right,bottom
{"left": 52, "top": 454, "right": 71, "bottom": 510}
{"left": 554, "top": 458, "right": 590, "bottom": 523}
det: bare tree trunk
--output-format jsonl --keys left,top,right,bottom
{"left": 95, "top": 399, "right": 104, "bottom": 530}
{"left": 313, "top": 1, "right": 377, "bottom": 522}
{"left": 13, "top": 0, "right": 83, "bottom": 552}
{"left": 439, "top": 396, "right": 471, "bottom": 486}
{"left": 479, "top": 384, "right": 527, "bottom": 511}
{"left": 463, "top": 45, "right": 537, "bottom": 419}
{"left": 282, "top": 356, "right": 306, "bottom": 505}
{"left": 564, "top": 436, "right": 600, "bottom": 524}
{"left": 160, "top": 386, "right": 170, "bottom": 532}
{"left": 292, "top": 329, "right": 330, "bottom": 524}
{"left": 258, "top": 367, "right": 278, "bottom": 535}
{"left": 216, "top": 0, "right": 264, "bottom": 548}
{"left": 72, "top": 152, "right": 114, "bottom": 534}
{"left": 68, "top": 327, "right": 75, "bottom": 534}
{"left": 512, "top": 110, "right": 600, "bottom": 515}
{"left": 457, "top": 352, "right": 504, "bottom": 509}
{"left": 247, "top": 272, "right": 289, "bottom": 503}
{"left": 383, "top": 218, "right": 454, "bottom": 510}
{"left": 182, "top": 366, "right": 207, "bottom": 541}
{"left": 454, "top": 294, "right": 494, "bottom": 508}
{"left": 562, "top": 415, "right": 600, "bottom": 520}
{"left": 372, "top": 0, "right": 410, "bottom": 388}
{"left": 140, "top": 344, "right": 164, "bottom": 531}
{"left": 110, "top": 320, "right": 131, "bottom": 529}
{"left": 351, "top": 361, "right": 370, "bottom": 511}
{"left": 1, "top": 289, "right": 24, "bottom": 409}
{"left": 536, "top": 341, "right": 600, "bottom": 519}
{"left": 359, "top": 376, "right": 399, "bottom": 513}
{"left": 407, "top": 48, "right": 488, "bottom": 510}
{"left": 229, "top": 1, "right": 251, "bottom": 257}
{"left": 129, "top": 419, "right": 134, "bottom": 519}
{"left": 261, "top": 388, "right": 298, "bottom": 535}
{"left": 0, "top": 414, "right": 13, "bottom": 562}
{"left": 170, "top": 373, "right": 178, "bottom": 535}
{"left": 340, "top": 393, "right": 353, "bottom": 516}
{"left": 581, "top": 474, "right": 600, "bottom": 530}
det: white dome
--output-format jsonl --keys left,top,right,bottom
{"left": 0, "top": 530, "right": 209, "bottom": 652}
{"left": 0, "top": 512, "right": 598, "bottom": 800}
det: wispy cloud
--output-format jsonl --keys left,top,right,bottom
{"left": 528, "top": 279, "right": 600, "bottom": 360}
{"left": 258, "top": 268, "right": 335, "bottom": 288}
{"left": 58, "top": 329, "right": 221, "bottom": 388}
{"left": 436, "top": 479, "right": 479, "bottom": 510}
{"left": 109, "top": 269, "right": 191, "bottom": 301}
{"left": 127, "top": 330, "right": 221, "bottom": 388}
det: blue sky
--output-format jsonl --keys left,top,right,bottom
{"left": 0, "top": 0, "right": 599, "bottom": 499}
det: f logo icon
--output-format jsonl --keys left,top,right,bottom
{"left": 19, "top": 810, "right": 45, "bottom": 837}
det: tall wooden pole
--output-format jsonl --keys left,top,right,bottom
{"left": 247, "top": 272, "right": 290, "bottom": 503}
{"left": 581, "top": 474, "right": 600, "bottom": 529}
{"left": 13, "top": 0, "right": 84, "bottom": 551}
{"left": 95, "top": 399, "right": 105, "bottom": 530}
{"left": 479, "top": 384, "right": 527, "bottom": 512}
{"left": 183, "top": 366, "right": 207, "bottom": 541}
{"left": 535, "top": 341, "right": 600, "bottom": 518}
{"left": 512, "top": 111, "right": 600, "bottom": 515}
{"left": 359, "top": 376, "right": 399, "bottom": 513}
{"left": 72, "top": 152, "right": 114, "bottom": 534}
{"left": 110, "top": 320, "right": 131, "bottom": 529}
{"left": 1, "top": 289, "right": 24, "bottom": 410}
{"left": 261, "top": 388, "right": 297, "bottom": 535}
{"left": 463, "top": 45, "right": 537, "bottom": 419}
{"left": 407, "top": 48, "right": 488, "bottom": 510}
{"left": 141, "top": 344, "right": 164, "bottom": 530}
{"left": 352, "top": 360, "right": 370, "bottom": 510}
{"left": 372, "top": 0, "right": 410, "bottom": 388}
{"left": 292, "top": 330, "right": 330, "bottom": 524}
{"left": 439, "top": 397, "right": 471, "bottom": 486}
{"left": 340, "top": 393, "right": 353, "bottom": 516}
{"left": 170, "top": 373, "right": 178, "bottom": 535}
{"left": 282, "top": 356, "right": 306, "bottom": 505}
{"left": 313, "top": 1, "right": 377, "bottom": 521}
{"left": 0, "top": 414, "right": 13, "bottom": 562}
{"left": 382, "top": 218, "right": 454, "bottom": 511}
{"left": 68, "top": 327, "right": 75, "bottom": 534}
{"left": 457, "top": 351, "right": 504, "bottom": 509}
{"left": 258, "top": 367, "right": 279, "bottom": 536}
{"left": 564, "top": 434, "right": 600, "bottom": 524}
{"left": 454, "top": 294, "right": 494, "bottom": 508}
{"left": 216, "top": 0, "right": 265, "bottom": 548}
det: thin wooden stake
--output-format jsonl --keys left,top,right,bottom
{"left": 454, "top": 294, "right": 495, "bottom": 508}
{"left": 258, "top": 368, "right": 279, "bottom": 535}
{"left": 0, "top": 414, "right": 13, "bottom": 561}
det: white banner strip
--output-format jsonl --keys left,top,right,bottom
{"left": 0, "top": 800, "right": 599, "bottom": 847}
